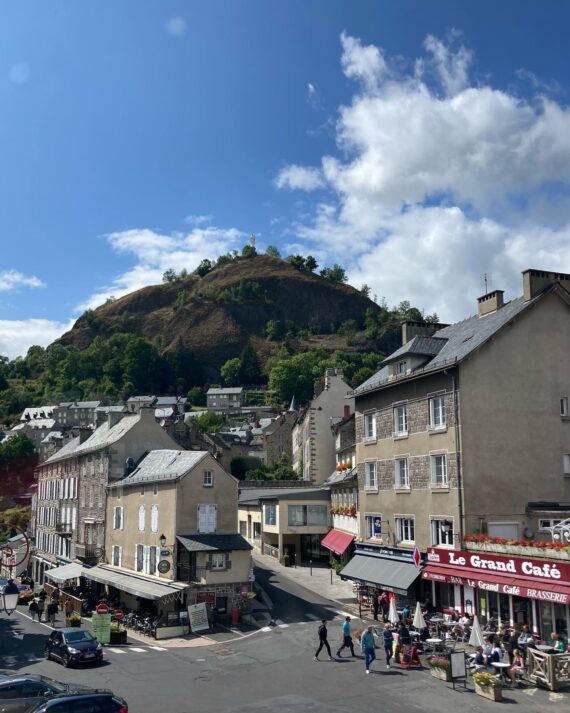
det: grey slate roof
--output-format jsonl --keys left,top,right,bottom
{"left": 324, "top": 467, "right": 357, "bottom": 486}
{"left": 177, "top": 534, "right": 252, "bottom": 552}
{"left": 207, "top": 387, "right": 243, "bottom": 395}
{"left": 354, "top": 295, "right": 539, "bottom": 396}
{"left": 108, "top": 450, "right": 209, "bottom": 487}
{"left": 381, "top": 336, "right": 447, "bottom": 365}
{"left": 239, "top": 487, "right": 329, "bottom": 505}
{"left": 44, "top": 414, "right": 142, "bottom": 463}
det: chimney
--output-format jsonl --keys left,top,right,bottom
{"left": 522, "top": 269, "right": 570, "bottom": 301}
{"left": 79, "top": 427, "right": 91, "bottom": 444}
{"left": 95, "top": 409, "right": 107, "bottom": 427}
{"left": 343, "top": 404, "right": 350, "bottom": 419}
{"left": 139, "top": 405, "right": 156, "bottom": 422}
{"left": 324, "top": 368, "right": 335, "bottom": 390}
{"left": 477, "top": 290, "right": 504, "bottom": 316}
{"left": 401, "top": 320, "right": 446, "bottom": 345}
{"left": 108, "top": 411, "right": 123, "bottom": 429}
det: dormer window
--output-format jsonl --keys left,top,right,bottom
{"left": 395, "top": 360, "right": 407, "bottom": 375}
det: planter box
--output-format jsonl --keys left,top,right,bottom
{"left": 465, "top": 541, "right": 570, "bottom": 560}
{"left": 430, "top": 667, "right": 451, "bottom": 682}
{"left": 474, "top": 683, "right": 502, "bottom": 701}
{"left": 110, "top": 630, "right": 127, "bottom": 645}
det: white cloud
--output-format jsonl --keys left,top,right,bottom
{"left": 0, "top": 319, "right": 74, "bottom": 360}
{"left": 275, "top": 33, "right": 570, "bottom": 321}
{"left": 78, "top": 224, "right": 245, "bottom": 311}
{"left": 274, "top": 165, "right": 324, "bottom": 191}
{"left": 0, "top": 270, "right": 44, "bottom": 291}
{"left": 165, "top": 17, "right": 187, "bottom": 36}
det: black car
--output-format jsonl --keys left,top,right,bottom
{"left": 0, "top": 674, "right": 81, "bottom": 713}
{"left": 23, "top": 691, "right": 127, "bottom": 712}
{"left": 44, "top": 629, "right": 103, "bottom": 667}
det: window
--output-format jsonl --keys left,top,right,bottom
{"left": 430, "top": 455, "right": 448, "bottom": 487}
{"left": 138, "top": 505, "right": 145, "bottom": 531}
{"left": 564, "top": 454, "right": 570, "bottom": 475}
{"left": 488, "top": 522, "right": 519, "bottom": 539}
{"left": 396, "top": 360, "right": 407, "bottom": 374}
{"left": 431, "top": 519, "right": 454, "bottom": 546}
{"left": 198, "top": 504, "right": 217, "bottom": 533}
{"left": 112, "top": 545, "right": 122, "bottom": 567}
{"left": 429, "top": 396, "right": 446, "bottom": 429}
{"left": 135, "top": 544, "right": 144, "bottom": 572}
{"left": 140, "top": 485, "right": 145, "bottom": 496}
{"left": 264, "top": 503, "right": 276, "bottom": 526}
{"left": 365, "top": 514, "right": 382, "bottom": 539}
{"left": 538, "top": 518, "right": 562, "bottom": 532}
{"left": 203, "top": 471, "right": 214, "bottom": 487}
{"left": 394, "top": 458, "right": 409, "bottom": 488}
{"left": 113, "top": 506, "right": 123, "bottom": 530}
{"left": 393, "top": 405, "right": 408, "bottom": 436}
{"left": 365, "top": 461, "right": 377, "bottom": 489}
{"left": 148, "top": 546, "right": 158, "bottom": 575}
{"left": 151, "top": 504, "right": 158, "bottom": 533}
{"left": 287, "top": 504, "right": 328, "bottom": 526}
{"left": 153, "top": 482, "right": 158, "bottom": 495}
{"left": 561, "top": 397, "right": 569, "bottom": 417}
{"left": 395, "top": 516, "right": 415, "bottom": 543}
{"left": 364, "top": 412, "right": 376, "bottom": 441}
{"left": 211, "top": 553, "right": 226, "bottom": 570}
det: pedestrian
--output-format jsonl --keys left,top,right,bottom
{"left": 361, "top": 625, "right": 376, "bottom": 674}
{"left": 29, "top": 577, "right": 35, "bottom": 591}
{"left": 372, "top": 592, "right": 379, "bottom": 621}
{"left": 64, "top": 598, "right": 74, "bottom": 625}
{"left": 37, "top": 591, "right": 46, "bottom": 622}
{"left": 314, "top": 620, "right": 333, "bottom": 661}
{"left": 28, "top": 598, "right": 39, "bottom": 622}
{"left": 382, "top": 623, "right": 394, "bottom": 669}
{"left": 336, "top": 616, "right": 356, "bottom": 658}
{"left": 47, "top": 600, "right": 58, "bottom": 626}
{"left": 379, "top": 591, "right": 389, "bottom": 623}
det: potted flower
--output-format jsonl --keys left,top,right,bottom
{"left": 428, "top": 656, "right": 451, "bottom": 682}
{"left": 349, "top": 504, "right": 357, "bottom": 518}
{"left": 68, "top": 612, "right": 82, "bottom": 628}
{"left": 473, "top": 671, "right": 502, "bottom": 701}
{"left": 110, "top": 621, "right": 127, "bottom": 645}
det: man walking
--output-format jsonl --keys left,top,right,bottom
{"left": 47, "top": 600, "right": 58, "bottom": 627}
{"left": 336, "top": 616, "right": 356, "bottom": 658}
{"left": 361, "top": 625, "right": 376, "bottom": 674}
{"left": 314, "top": 620, "right": 333, "bottom": 661}
{"left": 28, "top": 598, "right": 39, "bottom": 622}
{"left": 382, "top": 623, "right": 394, "bottom": 669}
{"left": 37, "top": 589, "right": 46, "bottom": 622}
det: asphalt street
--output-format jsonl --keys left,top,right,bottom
{"left": 1, "top": 567, "right": 568, "bottom": 713}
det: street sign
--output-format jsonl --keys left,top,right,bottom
{"left": 412, "top": 546, "right": 422, "bottom": 568}
{"left": 114, "top": 609, "right": 124, "bottom": 620}
{"left": 96, "top": 603, "right": 109, "bottom": 615}
{"left": 91, "top": 613, "right": 112, "bottom": 644}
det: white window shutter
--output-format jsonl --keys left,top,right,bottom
{"left": 151, "top": 505, "right": 158, "bottom": 533}
{"left": 120, "top": 507, "right": 124, "bottom": 530}
{"left": 138, "top": 505, "right": 145, "bottom": 531}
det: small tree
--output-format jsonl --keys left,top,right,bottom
{"left": 195, "top": 411, "right": 224, "bottom": 433}
{"left": 194, "top": 259, "right": 213, "bottom": 277}
{"left": 305, "top": 255, "right": 318, "bottom": 272}
{"left": 162, "top": 269, "right": 177, "bottom": 283}
{"left": 220, "top": 358, "right": 242, "bottom": 386}
{"left": 286, "top": 254, "right": 306, "bottom": 271}
{"left": 320, "top": 264, "right": 347, "bottom": 283}
{"left": 265, "top": 319, "right": 284, "bottom": 341}
{"left": 360, "top": 283, "right": 371, "bottom": 298}
{"left": 266, "top": 245, "right": 281, "bottom": 258}
{"left": 187, "top": 386, "right": 206, "bottom": 407}
{"left": 241, "top": 245, "right": 257, "bottom": 258}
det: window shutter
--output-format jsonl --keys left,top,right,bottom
{"left": 151, "top": 505, "right": 158, "bottom": 533}
{"left": 138, "top": 505, "right": 145, "bottom": 531}
{"left": 226, "top": 557, "right": 232, "bottom": 570}
{"left": 120, "top": 507, "right": 124, "bottom": 530}
{"left": 143, "top": 545, "right": 150, "bottom": 574}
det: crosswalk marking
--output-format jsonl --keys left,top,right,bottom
{"left": 128, "top": 647, "right": 148, "bottom": 652}
{"left": 106, "top": 648, "right": 126, "bottom": 654}
{"left": 148, "top": 645, "right": 167, "bottom": 651}
{"left": 261, "top": 626, "right": 272, "bottom": 632}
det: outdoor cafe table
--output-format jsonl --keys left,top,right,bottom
{"left": 426, "top": 638, "right": 443, "bottom": 652}
{"left": 491, "top": 661, "right": 512, "bottom": 684}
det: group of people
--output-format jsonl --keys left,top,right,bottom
{"left": 314, "top": 616, "right": 404, "bottom": 674}
{"left": 28, "top": 586, "right": 67, "bottom": 625}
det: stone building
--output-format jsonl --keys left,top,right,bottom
{"left": 291, "top": 368, "right": 354, "bottom": 485}
{"left": 262, "top": 410, "right": 297, "bottom": 466}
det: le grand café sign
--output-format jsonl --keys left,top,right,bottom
{"left": 425, "top": 547, "right": 570, "bottom": 604}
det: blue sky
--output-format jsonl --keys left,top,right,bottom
{"left": 2, "top": 1, "right": 570, "bottom": 357}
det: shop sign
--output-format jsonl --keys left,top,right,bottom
{"left": 196, "top": 591, "right": 216, "bottom": 606}
{"left": 357, "top": 543, "right": 427, "bottom": 565}
{"left": 427, "top": 547, "right": 570, "bottom": 582}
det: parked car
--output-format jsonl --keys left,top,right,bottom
{"left": 23, "top": 691, "right": 127, "bottom": 713}
{"left": 16, "top": 585, "right": 34, "bottom": 602}
{"left": 0, "top": 674, "right": 86, "bottom": 713}
{"left": 44, "top": 629, "right": 103, "bottom": 667}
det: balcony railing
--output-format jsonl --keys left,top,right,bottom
{"left": 55, "top": 522, "right": 73, "bottom": 535}
{"left": 74, "top": 543, "right": 104, "bottom": 560}
{"left": 176, "top": 565, "right": 209, "bottom": 583}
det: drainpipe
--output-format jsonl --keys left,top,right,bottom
{"left": 446, "top": 369, "right": 464, "bottom": 549}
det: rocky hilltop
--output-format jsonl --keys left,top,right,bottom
{"left": 58, "top": 254, "right": 397, "bottom": 378}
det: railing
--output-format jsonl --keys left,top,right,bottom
{"left": 528, "top": 648, "right": 570, "bottom": 691}
{"left": 55, "top": 522, "right": 73, "bottom": 535}
{"left": 74, "top": 543, "right": 104, "bottom": 560}
{"left": 176, "top": 565, "right": 209, "bottom": 583}
{"left": 263, "top": 543, "right": 279, "bottom": 559}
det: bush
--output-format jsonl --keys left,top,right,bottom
{"left": 427, "top": 656, "right": 450, "bottom": 670}
{"left": 473, "top": 671, "right": 502, "bottom": 688}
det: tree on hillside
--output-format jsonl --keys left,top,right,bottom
{"left": 123, "top": 338, "right": 161, "bottom": 393}
{"left": 240, "top": 344, "right": 261, "bottom": 384}
{"left": 320, "top": 264, "right": 348, "bottom": 283}
{"left": 286, "top": 254, "right": 306, "bottom": 271}
{"left": 194, "top": 259, "right": 213, "bottom": 277}
{"left": 305, "top": 255, "right": 318, "bottom": 272}
{"left": 241, "top": 244, "right": 257, "bottom": 258}
{"left": 360, "top": 284, "right": 371, "bottom": 298}
{"left": 187, "top": 386, "right": 206, "bottom": 407}
{"left": 194, "top": 411, "right": 224, "bottom": 433}
{"left": 265, "top": 319, "right": 284, "bottom": 341}
{"left": 0, "top": 434, "right": 37, "bottom": 496}
{"left": 220, "top": 358, "right": 242, "bottom": 387}
{"left": 265, "top": 245, "right": 281, "bottom": 258}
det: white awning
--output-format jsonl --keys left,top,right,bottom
{"left": 45, "top": 562, "right": 85, "bottom": 583}
{"left": 82, "top": 565, "right": 188, "bottom": 602}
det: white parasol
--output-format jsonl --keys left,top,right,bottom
{"left": 412, "top": 602, "right": 426, "bottom": 630}
{"left": 388, "top": 596, "right": 399, "bottom": 625}
{"left": 468, "top": 614, "right": 484, "bottom": 648}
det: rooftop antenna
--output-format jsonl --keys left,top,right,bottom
{"left": 482, "top": 273, "right": 492, "bottom": 294}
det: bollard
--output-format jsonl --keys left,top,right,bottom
{"left": 310, "top": 559, "right": 313, "bottom": 576}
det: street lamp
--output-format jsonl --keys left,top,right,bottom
{"left": 159, "top": 533, "right": 167, "bottom": 548}
{"left": 1, "top": 580, "right": 19, "bottom": 615}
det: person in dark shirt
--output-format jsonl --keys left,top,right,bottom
{"left": 314, "top": 620, "right": 333, "bottom": 661}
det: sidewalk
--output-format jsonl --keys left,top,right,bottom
{"left": 253, "top": 551, "right": 360, "bottom": 615}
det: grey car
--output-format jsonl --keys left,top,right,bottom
{"left": 0, "top": 675, "right": 83, "bottom": 713}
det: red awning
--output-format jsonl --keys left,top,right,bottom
{"left": 321, "top": 529, "right": 354, "bottom": 556}
{"left": 422, "top": 564, "right": 570, "bottom": 605}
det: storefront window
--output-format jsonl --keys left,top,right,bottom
{"left": 436, "top": 582, "right": 454, "bottom": 608}
{"left": 540, "top": 602, "right": 555, "bottom": 639}
{"left": 513, "top": 597, "right": 529, "bottom": 627}
{"left": 498, "top": 593, "right": 510, "bottom": 626}
{"left": 477, "top": 591, "right": 488, "bottom": 624}
{"left": 554, "top": 604, "right": 568, "bottom": 638}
